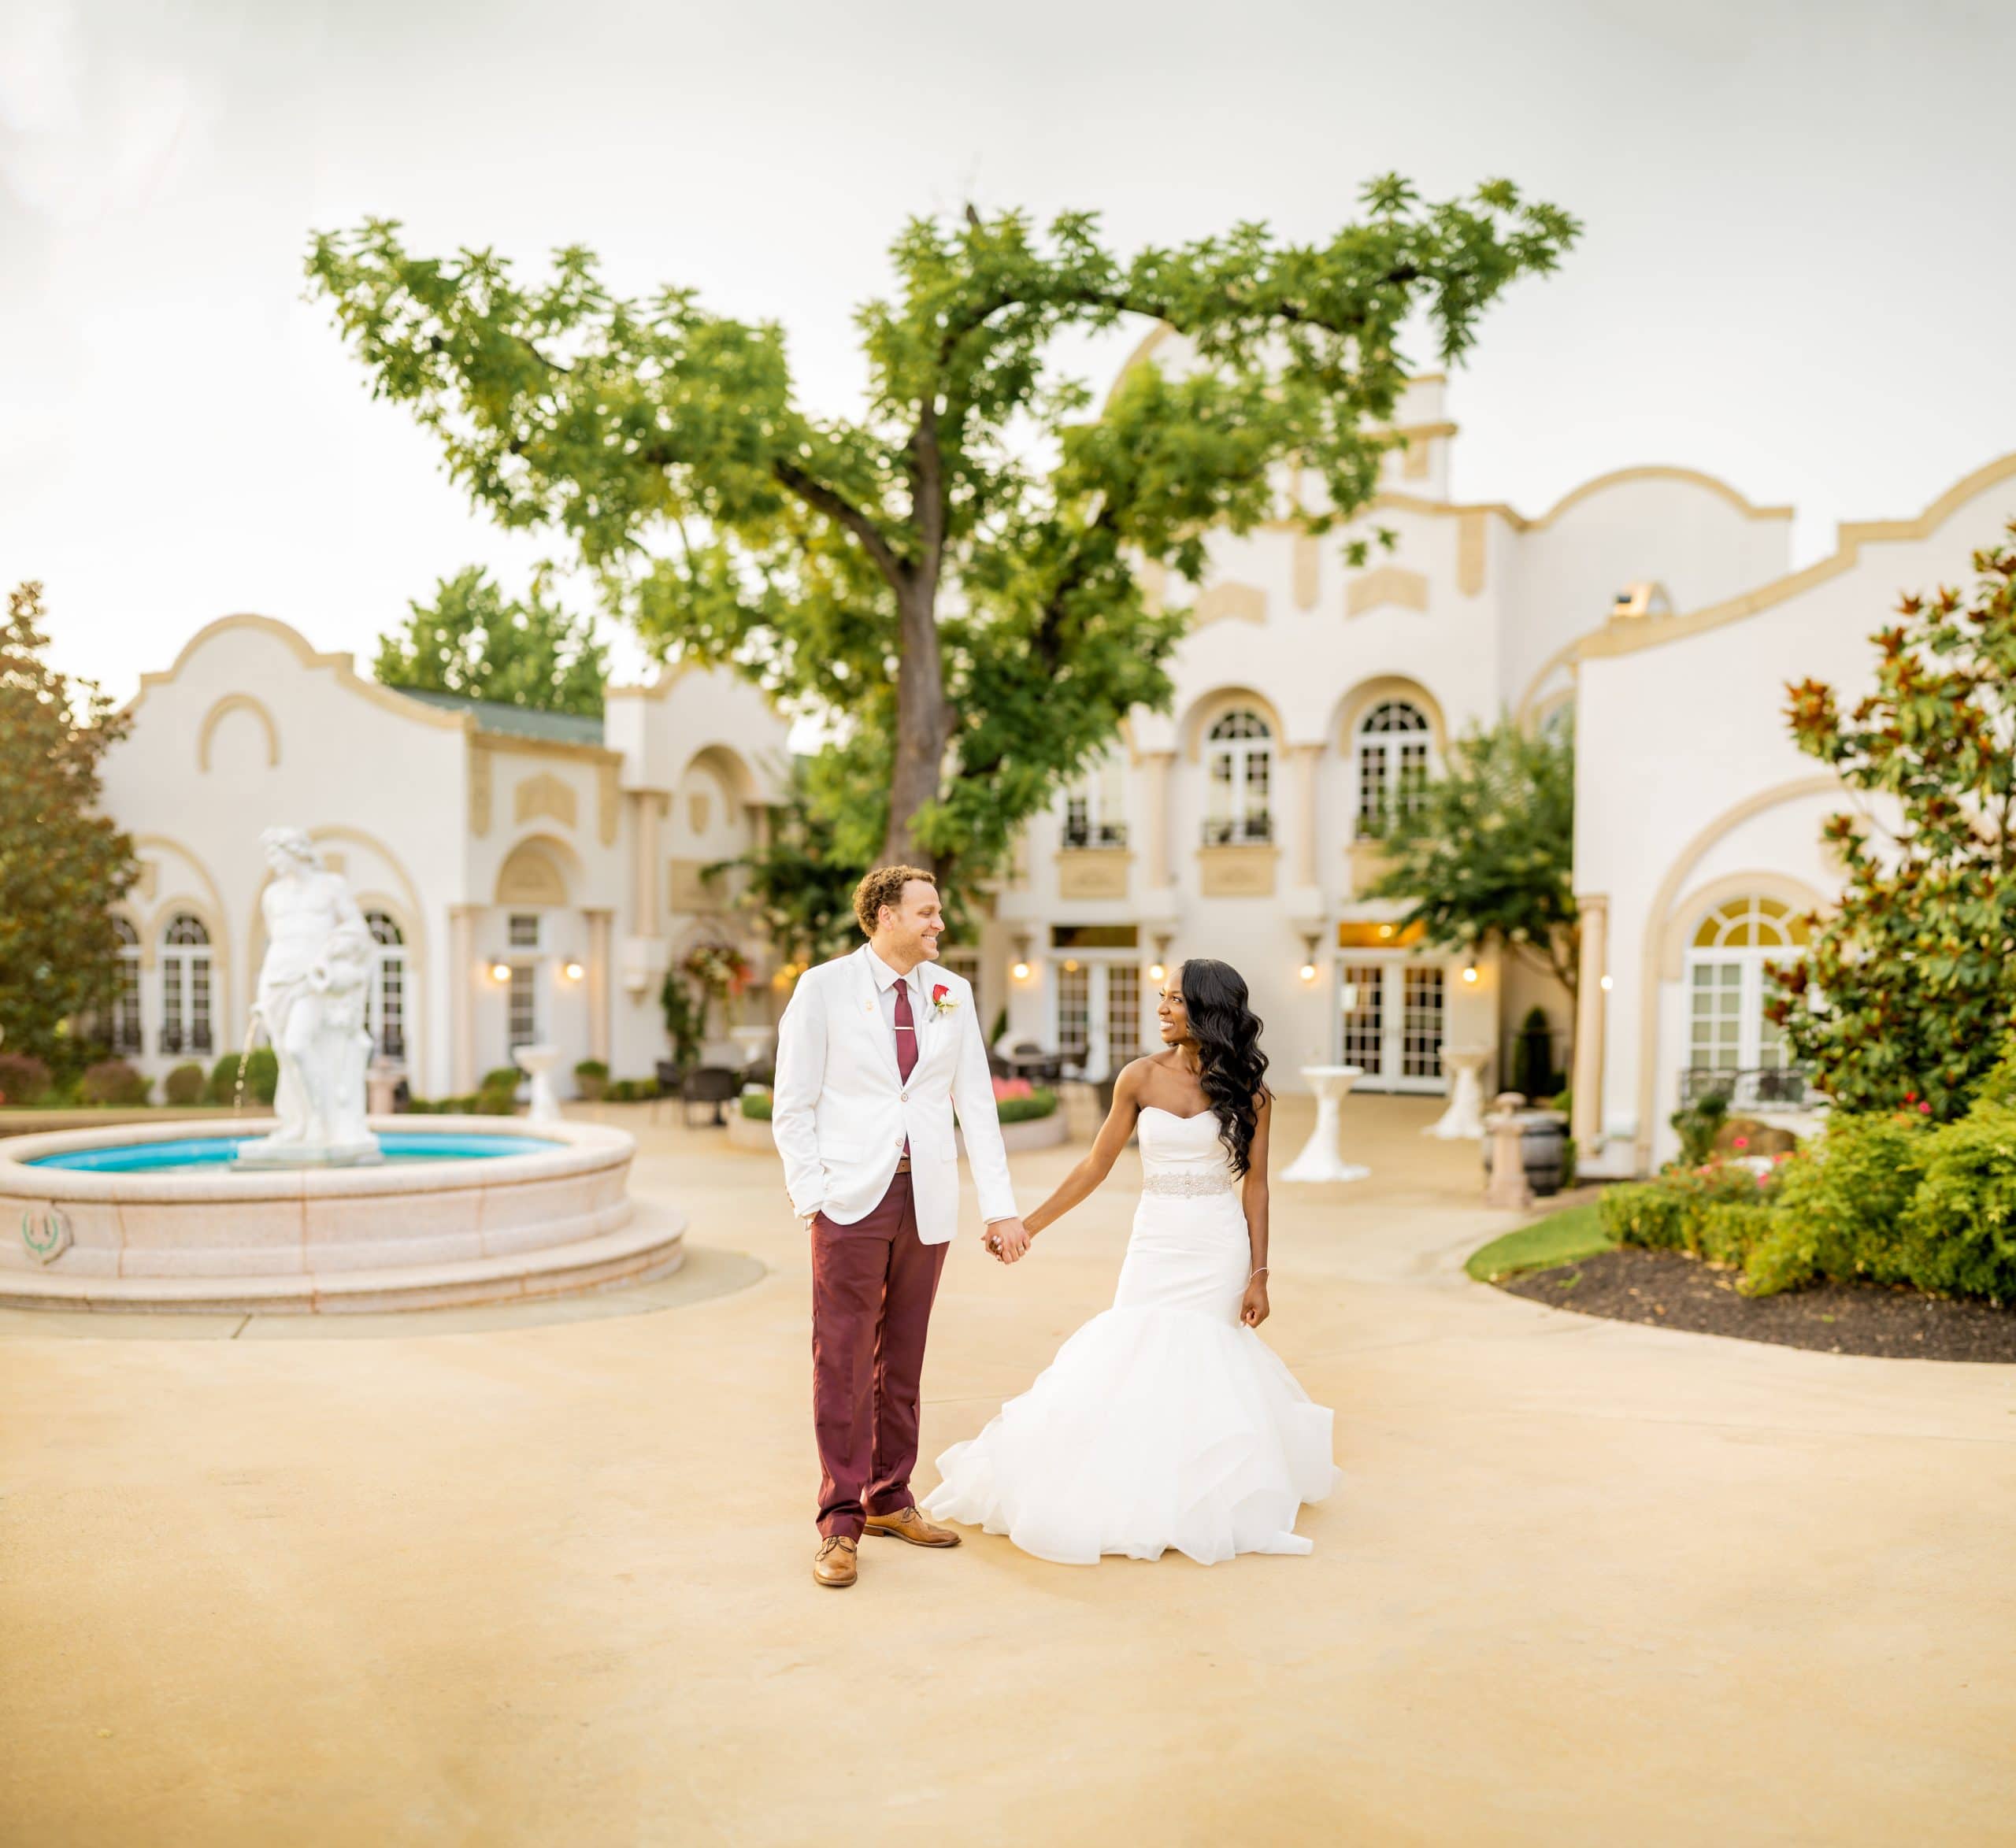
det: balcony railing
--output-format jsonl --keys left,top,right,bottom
{"left": 1679, "top": 1065, "right": 1820, "bottom": 1110}
{"left": 1062, "top": 821, "right": 1128, "bottom": 850}
{"left": 1202, "top": 813, "right": 1273, "bottom": 846}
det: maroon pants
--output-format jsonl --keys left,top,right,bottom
{"left": 810, "top": 1170, "right": 949, "bottom": 1539}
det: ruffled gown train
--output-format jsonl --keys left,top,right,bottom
{"left": 923, "top": 1106, "right": 1339, "bottom": 1565}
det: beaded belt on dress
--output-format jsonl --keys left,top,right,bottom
{"left": 1143, "top": 1170, "right": 1236, "bottom": 1198}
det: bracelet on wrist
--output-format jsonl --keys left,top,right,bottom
{"left": 1248, "top": 1265, "right": 1269, "bottom": 1280}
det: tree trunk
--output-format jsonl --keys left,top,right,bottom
{"left": 879, "top": 577, "right": 949, "bottom": 872}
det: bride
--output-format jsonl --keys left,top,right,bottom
{"left": 923, "top": 958, "right": 1339, "bottom": 1565}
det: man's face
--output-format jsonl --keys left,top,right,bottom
{"left": 881, "top": 879, "right": 945, "bottom": 962}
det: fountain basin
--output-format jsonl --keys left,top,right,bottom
{"left": 0, "top": 1116, "right": 683, "bottom": 1314}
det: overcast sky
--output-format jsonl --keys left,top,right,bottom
{"left": 4, "top": 0, "right": 2012, "bottom": 703}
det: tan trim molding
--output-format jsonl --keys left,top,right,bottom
{"left": 126, "top": 614, "right": 469, "bottom": 732}
{"left": 1632, "top": 775, "right": 1844, "bottom": 1170}
{"left": 1332, "top": 675, "right": 1449, "bottom": 759}
{"left": 1657, "top": 869, "right": 1829, "bottom": 983}
{"left": 1180, "top": 687, "right": 1289, "bottom": 763}
{"left": 1583, "top": 451, "right": 2016, "bottom": 663}
{"left": 1192, "top": 581, "right": 1267, "bottom": 628}
{"left": 471, "top": 731, "right": 620, "bottom": 768}
{"left": 1514, "top": 635, "right": 1588, "bottom": 729}
{"left": 196, "top": 694, "right": 280, "bottom": 772}
{"left": 1347, "top": 565, "right": 1429, "bottom": 618}
{"left": 1259, "top": 462, "right": 1794, "bottom": 541}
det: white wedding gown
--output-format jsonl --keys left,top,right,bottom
{"left": 923, "top": 1105, "right": 1340, "bottom": 1565}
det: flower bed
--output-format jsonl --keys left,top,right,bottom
{"left": 1600, "top": 1099, "right": 2016, "bottom": 1304}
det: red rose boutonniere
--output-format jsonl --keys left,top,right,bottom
{"left": 929, "top": 983, "right": 958, "bottom": 1019}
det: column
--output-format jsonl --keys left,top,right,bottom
{"left": 1570, "top": 894, "right": 1608, "bottom": 1150}
{"left": 630, "top": 790, "right": 665, "bottom": 936}
{"left": 585, "top": 907, "right": 613, "bottom": 1066}
{"left": 449, "top": 904, "right": 480, "bottom": 1095}
{"left": 1288, "top": 743, "right": 1322, "bottom": 888}
{"left": 1140, "top": 750, "right": 1176, "bottom": 891}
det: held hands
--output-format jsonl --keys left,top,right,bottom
{"left": 983, "top": 1217, "right": 1032, "bottom": 1265}
{"left": 1240, "top": 1275, "right": 1270, "bottom": 1328}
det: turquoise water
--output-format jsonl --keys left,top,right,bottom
{"left": 28, "top": 1133, "right": 554, "bottom": 1173}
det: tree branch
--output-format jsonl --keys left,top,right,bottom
{"left": 772, "top": 461, "right": 907, "bottom": 592}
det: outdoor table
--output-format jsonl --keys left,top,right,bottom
{"left": 1280, "top": 1064, "right": 1370, "bottom": 1183}
{"left": 1425, "top": 1045, "right": 1490, "bottom": 1139}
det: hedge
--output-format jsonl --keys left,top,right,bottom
{"left": 1603, "top": 1102, "right": 2016, "bottom": 1303}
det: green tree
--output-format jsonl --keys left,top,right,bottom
{"left": 373, "top": 566, "right": 607, "bottom": 716}
{"left": 1770, "top": 527, "right": 2016, "bottom": 1120}
{"left": 1363, "top": 715, "right": 1578, "bottom": 998}
{"left": 308, "top": 180, "right": 1578, "bottom": 886}
{"left": 0, "top": 583, "right": 138, "bottom": 1066}
{"left": 707, "top": 759, "right": 862, "bottom": 972}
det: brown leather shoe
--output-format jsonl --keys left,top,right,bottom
{"left": 863, "top": 1505, "right": 961, "bottom": 1548}
{"left": 813, "top": 1535, "right": 858, "bottom": 1587}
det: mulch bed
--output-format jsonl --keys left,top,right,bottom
{"left": 1500, "top": 1246, "right": 2016, "bottom": 1362}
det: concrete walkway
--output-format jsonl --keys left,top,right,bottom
{"left": 3, "top": 1094, "right": 2012, "bottom": 1846}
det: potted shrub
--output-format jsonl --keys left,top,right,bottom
{"left": 574, "top": 1058, "right": 610, "bottom": 1102}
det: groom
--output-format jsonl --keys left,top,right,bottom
{"left": 773, "top": 865, "right": 1030, "bottom": 1588}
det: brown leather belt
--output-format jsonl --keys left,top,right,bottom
{"left": 894, "top": 1156, "right": 912, "bottom": 1174}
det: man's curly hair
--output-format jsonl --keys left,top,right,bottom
{"left": 852, "top": 865, "right": 936, "bottom": 939}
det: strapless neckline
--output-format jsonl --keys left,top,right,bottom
{"left": 1140, "top": 1105, "right": 1215, "bottom": 1124}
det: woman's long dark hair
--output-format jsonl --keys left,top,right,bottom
{"left": 1178, "top": 957, "right": 1271, "bottom": 1178}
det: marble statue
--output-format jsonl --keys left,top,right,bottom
{"left": 234, "top": 828, "right": 384, "bottom": 1168}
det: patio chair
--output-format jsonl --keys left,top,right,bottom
{"left": 680, "top": 1065, "right": 742, "bottom": 1128}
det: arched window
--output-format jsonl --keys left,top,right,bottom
{"left": 111, "top": 917, "right": 143, "bottom": 1055}
{"left": 1685, "top": 896, "right": 1810, "bottom": 1080}
{"left": 365, "top": 910, "right": 407, "bottom": 1061}
{"left": 1355, "top": 700, "right": 1431, "bottom": 835}
{"left": 1203, "top": 709, "right": 1273, "bottom": 845}
{"left": 159, "top": 913, "right": 213, "bottom": 1057}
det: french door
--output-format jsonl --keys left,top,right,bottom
{"left": 1337, "top": 960, "right": 1446, "bottom": 1093}
{"left": 1054, "top": 960, "right": 1145, "bottom": 1080}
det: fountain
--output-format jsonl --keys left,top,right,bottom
{"left": 0, "top": 830, "right": 684, "bottom": 1314}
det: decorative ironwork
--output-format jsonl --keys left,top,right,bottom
{"left": 1679, "top": 1065, "right": 1818, "bottom": 1109}
{"left": 1202, "top": 813, "right": 1273, "bottom": 846}
{"left": 1062, "top": 820, "right": 1128, "bottom": 849}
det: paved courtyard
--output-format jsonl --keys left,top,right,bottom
{"left": 3, "top": 1092, "right": 2013, "bottom": 1846}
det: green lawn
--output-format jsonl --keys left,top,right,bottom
{"left": 1465, "top": 1202, "right": 1614, "bottom": 1283}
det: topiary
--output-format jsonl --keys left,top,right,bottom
{"left": 162, "top": 1062, "right": 207, "bottom": 1105}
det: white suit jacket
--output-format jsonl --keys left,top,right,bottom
{"left": 772, "top": 944, "right": 1017, "bottom": 1244}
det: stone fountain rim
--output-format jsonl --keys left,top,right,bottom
{"left": 0, "top": 1115, "right": 633, "bottom": 1204}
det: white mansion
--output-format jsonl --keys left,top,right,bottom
{"left": 95, "top": 331, "right": 2016, "bottom": 1173}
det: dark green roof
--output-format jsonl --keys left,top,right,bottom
{"left": 391, "top": 687, "right": 606, "bottom": 747}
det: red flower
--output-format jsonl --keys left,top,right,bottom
{"left": 1732, "top": 1135, "right": 1750, "bottom": 1150}
{"left": 1918, "top": 1102, "right": 1933, "bottom": 1114}
{"left": 932, "top": 984, "right": 949, "bottom": 1004}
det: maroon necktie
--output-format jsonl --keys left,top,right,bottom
{"left": 893, "top": 977, "right": 917, "bottom": 1158}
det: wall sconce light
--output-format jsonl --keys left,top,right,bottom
{"left": 1010, "top": 933, "right": 1032, "bottom": 983}
{"left": 489, "top": 960, "right": 512, "bottom": 983}
{"left": 1062, "top": 957, "right": 1080, "bottom": 974}
{"left": 1299, "top": 932, "right": 1320, "bottom": 984}
{"left": 1377, "top": 922, "right": 1395, "bottom": 939}
{"left": 563, "top": 960, "right": 585, "bottom": 982}
{"left": 1148, "top": 933, "right": 1173, "bottom": 985}
{"left": 1599, "top": 973, "right": 1614, "bottom": 991}
{"left": 1461, "top": 963, "right": 1479, "bottom": 985}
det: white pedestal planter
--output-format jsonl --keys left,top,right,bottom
{"left": 1280, "top": 1065, "right": 1370, "bottom": 1183}
{"left": 1425, "top": 1046, "right": 1489, "bottom": 1140}
{"left": 513, "top": 1043, "right": 564, "bottom": 1125}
